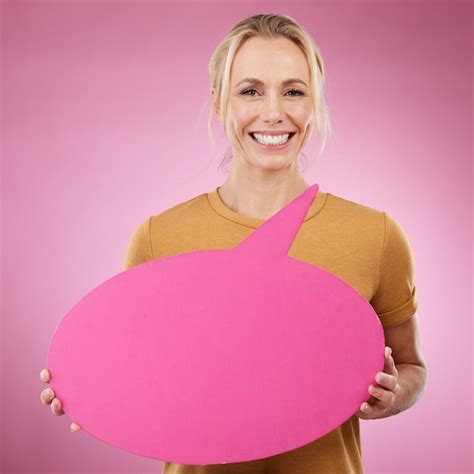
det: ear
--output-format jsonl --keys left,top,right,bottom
{"left": 211, "top": 87, "right": 220, "bottom": 117}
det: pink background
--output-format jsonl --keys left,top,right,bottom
{"left": 1, "top": 1, "right": 472, "bottom": 473}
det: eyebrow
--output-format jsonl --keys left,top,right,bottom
{"left": 235, "top": 77, "right": 308, "bottom": 88}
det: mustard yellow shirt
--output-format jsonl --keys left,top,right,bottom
{"left": 123, "top": 186, "right": 418, "bottom": 474}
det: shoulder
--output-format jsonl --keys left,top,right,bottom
{"left": 147, "top": 191, "right": 216, "bottom": 257}
{"left": 322, "top": 191, "right": 386, "bottom": 239}
{"left": 150, "top": 191, "right": 209, "bottom": 231}
{"left": 325, "top": 191, "right": 383, "bottom": 218}
{"left": 324, "top": 191, "right": 412, "bottom": 249}
{"left": 125, "top": 192, "right": 207, "bottom": 244}
{"left": 124, "top": 192, "right": 208, "bottom": 267}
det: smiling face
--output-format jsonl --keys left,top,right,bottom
{"left": 214, "top": 36, "right": 315, "bottom": 173}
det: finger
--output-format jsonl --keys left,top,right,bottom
{"left": 355, "top": 401, "right": 375, "bottom": 419}
{"left": 384, "top": 348, "right": 398, "bottom": 376}
{"left": 354, "top": 407, "right": 367, "bottom": 419}
{"left": 51, "top": 398, "right": 65, "bottom": 416}
{"left": 70, "top": 422, "right": 82, "bottom": 432}
{"left": 375, "top": 372, "right": 397, "bottom": 391}
{"left": 368, "top": 384, "right": 394, "bottom": 405}
{"left": 40, "top": 387, "right": 55, "bottom": 405}
{"left": 357, "top": 400, "right": 385, "bottom": 419}
{"left": 40, "top": 369, "right": 50, "bottom": 383}
{"left": 354, "top": 393, "right": 378, "bottom": 418}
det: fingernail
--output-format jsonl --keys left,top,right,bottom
{"left": 40, "top": 370, "right": 47, "bottom": 381}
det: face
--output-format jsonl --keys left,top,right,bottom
{"left": 213, "top": 36, "right": 314, "bottom": 173}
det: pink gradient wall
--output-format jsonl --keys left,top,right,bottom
{"left": 1, "top": 1, "right": 472, "bottom": 473}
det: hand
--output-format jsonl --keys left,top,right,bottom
{"left": 39, "top": 368, "right": 82, "bottom": 432}
{"left": 355, "top": 346, "right": 400, "bottom": 420}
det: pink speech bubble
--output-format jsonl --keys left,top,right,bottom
{"left": 47, "top": 183, "right": 385, "bottom": 465}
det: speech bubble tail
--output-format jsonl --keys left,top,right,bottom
{"left": 233, "top": 184, "right": 319, "bottom": 258}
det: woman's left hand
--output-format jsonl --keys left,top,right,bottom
{"left": 355, "top": 346, "right": 401, "bottom": 420}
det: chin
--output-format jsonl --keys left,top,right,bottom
{"left": 250, "top": 155, "right": 297, "bottom": 172}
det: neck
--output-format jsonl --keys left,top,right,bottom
{"left": 217, "top": 166, "right": 311, "bottom": 221}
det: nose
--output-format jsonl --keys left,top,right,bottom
{"left": 260, "top": 91, "right": 285, "bottom": 123}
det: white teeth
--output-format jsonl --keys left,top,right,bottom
{"left": 252, "top": 133, "right": 290, "bottom": 145}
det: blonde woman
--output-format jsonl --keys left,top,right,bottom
{"left": 39, "top": 13, "right": 428, "bottom": 474}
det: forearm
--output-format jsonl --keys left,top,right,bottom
{"left": 387, "top": 363, "right": 428, "bottom": 417}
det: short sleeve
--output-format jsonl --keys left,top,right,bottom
{"left": 370, "top": 212, "right": 418, "bottom": 327}
{"left": 123, "top": 216, "right": 154, "bottom": 270}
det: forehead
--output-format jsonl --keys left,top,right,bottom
{"left": 230, "top": 36, "right": 310, "bottom": 84}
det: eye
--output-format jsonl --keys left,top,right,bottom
{"left": 240, "top": 88, "right": 305, "bottom": 97}
{"left": 241, "top": 88, "right": 259, "bottom": 97}
{"left": 286, "top": 89, "right": 304, "bottom": 96}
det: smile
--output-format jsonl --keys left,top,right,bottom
{"left": 249, "top": 132, "right": 296, "bottom": 150}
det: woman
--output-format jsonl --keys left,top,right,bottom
{"left": 40, "top": 13, "right": 428, "bottom": 474}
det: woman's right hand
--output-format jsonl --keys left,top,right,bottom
{"left": 39, "top": 368, "right": 82, "bottom": 432}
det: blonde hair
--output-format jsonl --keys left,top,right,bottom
{"left": 203, "top": 13, "right": 332, "bottom": 174}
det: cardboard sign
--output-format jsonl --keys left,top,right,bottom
{"left": 47, "top": 184, "right": 385, "bottom": 465}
